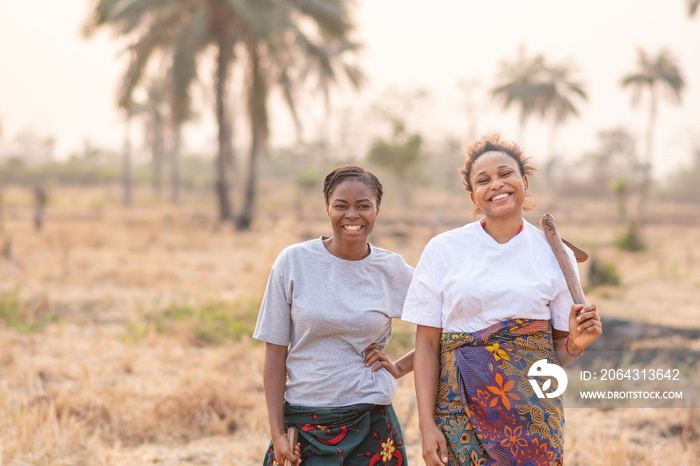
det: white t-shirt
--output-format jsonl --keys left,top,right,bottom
{"left": 253, "top": 237, "right": 414, "bottom": 407}
{"left": 402, "top": 219, "right": 577, "bottom": 333}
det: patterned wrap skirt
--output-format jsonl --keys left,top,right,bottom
{"left": 263, "top": 401, "right": 407, "bottom": 465}
{"left": 436, "top": 318, "right": 564, "bottom": 466}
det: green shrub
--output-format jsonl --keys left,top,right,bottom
{"left": 126, "top": 297, "right": 261, "bottom": 346}
{"left": 295, "top": 167, "right": 321, "bottom": 192}
{"left": 0, "top": 290, "right": 53, "bottom": 333}
{"left": 613, "top": 221, "right": 646, "bottom": 252}
{"left": 587, "top": 258, "right": 621, "bottom": 288}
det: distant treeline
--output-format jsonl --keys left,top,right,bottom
{"left": 1, "top": 142, "right": 698, "bottom": 207}
{"left": 0, "top": 155, "right": 212, "bottom": 192}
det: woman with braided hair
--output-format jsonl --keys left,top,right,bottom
{"left": 254, "top": 165, "right": 415, "bottom": 465}
{"left": 403, "top": 134, "right": 602, "bottom": 465}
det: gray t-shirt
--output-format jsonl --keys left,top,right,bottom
{"left": 253, "top": 237, "right": 414, "bottom": 407}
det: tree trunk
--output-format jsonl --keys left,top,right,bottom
{"left": 237, "top": 44, "right": 267, "bottom": 231}
{"left": 152, "top": 109, "right": 164, "bottom": 197}
{"left": 517, "top": 116, "right": 526, "bottom": 147}
{"left": 33, "top": 185, "right": 47, "bottom": 232}
{"left": 397, "top": 179, "right": 409, "bottom": 214}
{"left": 123, "top": 114, "right": 132, "bottom": 208}
{"left": 236, "top": 134, "right": 260, "bottom": 231}
{"left": 544, "top": 119, "right": 559, "bottom": 184}
{"left": 0, "top": 190, "right": 4, "bottom": 235}
{"left": 170, "top": 124, "right": 181, "bottom": 205}
{"left": 638, "top": 87, "right": 657, "bottom": 224}
{"left": 214, "top": 34, "right": 235, "bottom": 223}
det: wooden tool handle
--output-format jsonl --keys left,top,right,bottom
{"left": 540, "top": 213, "right": 587, "bottom": 306}
{"left": 284, "top": 427, "right": 298, "bottom": 466}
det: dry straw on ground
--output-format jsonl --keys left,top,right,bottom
{"left": 0, "top": 184, "right": 699, "bottom": 465}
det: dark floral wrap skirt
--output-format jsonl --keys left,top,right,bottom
{"left": 264, "top": 401, "right": 407, "bottom": 465}
{"left": 436, "top": 318, "right": 564, "bottom": 466}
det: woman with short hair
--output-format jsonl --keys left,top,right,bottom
{"left": 255, "top": 165, "right": 415, "bottom": 465}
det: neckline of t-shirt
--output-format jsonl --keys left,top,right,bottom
{"left": 480, "top": 217, "right": 524, "bottom": 234}
{"left": 317, "top": 236, "right": 374, "bottom": 263}
{"left": 473, "top": 218, "right": 526, "bottom": 247}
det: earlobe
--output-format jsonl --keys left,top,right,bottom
{"left": 470, "top": 192, "right": 477, "bottom": 206}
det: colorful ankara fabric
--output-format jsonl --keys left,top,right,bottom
{"left": 436, "top": 319, "right": 564, "bottom": 465}
{"left": 263, "top": 402, "right": 407, "bottom": 466}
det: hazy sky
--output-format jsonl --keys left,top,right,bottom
{"left": 0, "top": 1, "right": 698, "bottom": 177}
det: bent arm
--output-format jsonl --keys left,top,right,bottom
{"left": 553, "top": 303, "right": 603, "bottom": 367}
{"left": 364, "top": 345, "right": 415, "bottom": 379}
{"left": 394, "top": 348, "right": 415, "bottom": 378}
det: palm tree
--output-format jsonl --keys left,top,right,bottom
{"left": 302, "top": 36, "right": 365, "bottom": 152}
{"left": 535, "top": 63, "right": 587, "bottom": 178}
{"left": 492, "top": 47, "right": 546, "bottom": 143}
{"left": 493, "top": 50, "right": 587, "bottom": 179}
{"left": 232, "top": 2, "right": 362, "bottom": 230}
{"left": 121, "top": 44, "right": 137, "bottom": 208}
{"left": 236, "top": 28, "right": 364, "bottom": 230}
{"left": 235, "top": 37, "right": 269, "bottom": 231}
{"left": 85, "top": 0, "right": 275, "bottom": 221}
{"left": 621, "top": 47, "right": 685, "bottom": 222}
{"left": 84, "top": 1, "right": 195, "bottom": 207}
{"left": 85, "top": 0, "right": 358, "bottom": 226}
{"left": 122, "top": 108, "right": 133, "bottom": 207}
{"left": 132, "top": 79, "right": 168, "bottom": 197}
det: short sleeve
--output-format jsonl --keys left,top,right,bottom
{"left": 549, "top": 246, "right": 579, "bottom": 331}
{"left": 386, "top": 256, "right": 415, "bottom": 320}
{"left": 401, "top": 242, "right": 444, "bottom": 328}
{"left": 253, "top": 254, "right": 292, "bottom": 346}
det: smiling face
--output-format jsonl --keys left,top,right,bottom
{"left": 326, "top": 178, "right": 380, "bottom": 246}
{"left": 469, "top": 151, "right": 528, "bottom": 219}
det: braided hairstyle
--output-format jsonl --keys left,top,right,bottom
{"left": 323, "top": 165, "right": 383, "bottom": 207}
{"left": 459, "top": 134, "right": 537, "bottom": 216}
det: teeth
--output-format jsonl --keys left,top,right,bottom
{"left": 345, "top": 225, "right": 362, "bottom": 231}
{"left": 492, "top": 193, "right": 509, "bottom": 201}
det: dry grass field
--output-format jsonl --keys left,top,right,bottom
{"left": 0, "top": 180, "right": 699, "bottom": 465}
